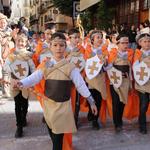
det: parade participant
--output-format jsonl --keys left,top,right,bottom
{"left": 66, "top": 28, "right": 86, "bottom": 127}
{"left": 29, "top": 32, "right": 39, "bottom": 52}
{"left": 32, "top": 28, "right": 53, "bottom": 110}
{"left": 84, "top": 30, "right": 108, "bottom": 130}
{"left": 14, "top": 32, "right": 97, "bottom": 150}
{"left": 0, "top": 12, "right": 14, "bottom": 97}
{"left": 4, "top": 33, "right": 35, "bottom": 138}
{"left": 108, "top": 34, "right": 133, "bottom": 132}
{"left": 32, "top": 27, "right": 52, "bottom": 67}
{"left": 133, "top": 33, "right": 150, "bottom": 134}
{"left": 107, "top": 33, "right": 118, "bottom": 52}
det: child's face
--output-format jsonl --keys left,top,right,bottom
{"left": 93, "top": 34, "right": 103, "bottom": 47}
{"left": 139, "top": 38, "right": 150, "bottom": 51}
{"left": 51, "top": 38, "right": 66, "bottom": 59}
{"left": 118, "top": 37, "right": 129, "bottom": 51}
{"left": 0, "top": 19, "right": 7, "bottom": 30}
{"left": 45, "top": 29, "right": 52, "bottom": 41}
{"left": 111, "top": 35, "right": 117, "bottom": 44}
{"left": 69, "top": 33, "right": 80, "bottom": 46}
{"left": 16, "top": 37, "right": 27, "bottom": 49}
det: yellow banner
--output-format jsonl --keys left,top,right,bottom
{"left": 80, "top": 0, "right": 100, "bottom": 11}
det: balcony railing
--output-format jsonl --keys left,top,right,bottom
{"left": 30, "top": 14, "right": 38, "bottom": 24}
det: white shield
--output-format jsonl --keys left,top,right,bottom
{"left": 10, "top": 60, "right": 29, "bottom": 80}
{"left": 107, "top": 67, "right": 122, "bottom": 88}
{"left": 133, "top": 61, "right": 150, "bottom": 86}
{"left": 70, "top": 55, "right": 85, "bottom": 72}
{"left": 40, "top": 52, "right": 52, "bottom": 63}
{"left": 85, "top": 55, "right": 103, "bottom": 80}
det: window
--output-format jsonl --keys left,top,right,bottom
{"left": 41, "top": 17, "right": 43, "bottom": 26}
{"left": 135, "top": 0, "right": 139, "bottom": 12}
{"left": 142, "top": 0, "right": 150, "bottom": 10}
{"left": 130, "top": 1, "right": 135, "bottom": 14}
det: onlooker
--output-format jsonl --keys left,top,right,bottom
{"left": 128, "top": 25, "right": 137, "bottom": 50}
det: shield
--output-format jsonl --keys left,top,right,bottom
{"left": 133, "top": 61, "right": 150, "bottom": 86}
{"left": 40, "top": 52, "right": 52, "bottom": 63}
{"left": 70, "top": 55, "right": 85, "bottom": 72}
{"left": 85, "top": 55, "right": 103, "bottom": 80}
{"left": 107, "top": 67, "right": 122, "bottom": 88}
{"left": 10, "top": 60, "right": 29, "bottom": 80}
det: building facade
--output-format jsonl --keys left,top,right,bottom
{"left": 29, "top": 0, "right": 73, "bottom": 32}
{"left": 0, "top": 0, "right": 12, "bottom": 18}
{"left": 10, "top": 0, "right": 30, "bottom": 26}
{"left": 80, "top": 0, "right": 150, "bottom": 27}
{"left": 115, "top": 0, "right": 150, "bottom": 26}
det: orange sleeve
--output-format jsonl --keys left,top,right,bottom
{"left": 78, "top": 45, "right": 85, "bottom": 55}
{"left": 84, "top": 44, "right": 92, "bottom": 60}
{"left": 102, "top": 45, "right": 109, "bottom": 57}
{"left": 133, "top": 49, "right": 142, "bottom": 63}
{"left": 35, "top": 41, "right": 43, "bottom": 55}
{"left": 108, "top": 48, "right": 117, "bottom": 64}
{"left": 127, "top": 49, "right": 134, "bottom": 64}
{"left": 32, "top": 41, "right": 43, "bottom": 67}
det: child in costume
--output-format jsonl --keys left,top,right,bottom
{"left": 15, "top": 32, "right": 97, "bottom": 150}
{"left": 66, "top": 28, "right": 86, "bottom": 127}
{"left": 0, "top": 13, "right": 14, "bottom": 97}
{"left": 108, "top": 34, "right": 134, "bottom": 132}
{"left": 32, "top": 27, "right": 52, "bottom": 67}
{"left": 84, "top": 30, "right": 108, "bottom": 130}
{"left": 4, "top": 33, "right": 35, "bottom": 138}
{"left": 133, "top": 33, "right": 150, "bottom": 134}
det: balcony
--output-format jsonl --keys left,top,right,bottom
{"left": 44, "top": 15, "right": 53, "bottom": 23}
{"left": 30, "top": 14, "right": 38, "bottom": 25}
{"left": 38, "top": 3, "right": 47, "bottom": 14}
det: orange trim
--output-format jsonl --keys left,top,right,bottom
{"left": 133, "top": 49, "right": 142, "bottom": 63}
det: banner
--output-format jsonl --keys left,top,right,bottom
{"left": 80, "top": 0, "right": 100, "bottom": 11}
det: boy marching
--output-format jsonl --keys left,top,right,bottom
{"left": 108, "top": 34, "right": 134, "bottom": 132}
{"left": 133, "top": 33, "right": 150, "bottom": 134}
{"left": 4, "top": 33, "right": 35, "bottom": 138}
{"left": 14, "top": 32, "right": 97, "bottom": 150}
{"left": 84, "top": 30, "right": 108, "bottom": 130}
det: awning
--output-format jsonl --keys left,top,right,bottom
{"left": 80, "top": 0, "right": 100, "bottom": 11}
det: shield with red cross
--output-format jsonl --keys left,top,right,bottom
{"left": 133, "top": 61, "right": 150, "bottom": 86}
{"left": 107, "top": 67, "right": 122, "bottom": 88}
{"left": 85, "top": 55, "right": 103, "bottom": 80}
{"left": 10, "top": 60, "right": 29, "bottom": 80}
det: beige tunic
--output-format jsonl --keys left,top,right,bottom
{"left": 42, "top": 59, "right": 77, "bottom": 134}
{"left": 113, "top": 57, "right": 131, "bottom": 104}
{"left": 8, "top": 51, "right": 35, "bottom": 99}
{"left": 135, "top": 56, "right": 150, "bottom": 94}
{"left": 85, "top": 72, "right": 107, "bottom": 100}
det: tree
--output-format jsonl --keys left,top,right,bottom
{"left": 96, "top": 0, "right": 115, "bottom": 30}
{"left": 52, "top": 0, "right": 73, "bottom": 17}
{"left": 80, "top": 0, "right": 116, "bottom": 31}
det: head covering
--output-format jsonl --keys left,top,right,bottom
{"left": 136, "top": 33, "right": 150, "bottom": 43}
{"left": 0, "top": 13, "right": 7, "bottom": 20}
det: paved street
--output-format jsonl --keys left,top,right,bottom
{"left": 0, "top": 97, "right": 150, "bottom": 150}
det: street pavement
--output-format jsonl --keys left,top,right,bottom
{"left": 0, "top": 96, "right": 150, "bottom": 150}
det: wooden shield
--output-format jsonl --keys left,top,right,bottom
{"left": 10, "top": 60, "right": 29, "bottom": 80}
{"left": 85, "top": 55, "right": 103, "bottom": 80}
{"left": 107, "top": 67, "right": 122, "bottom": 88}
{"left": 133, "top": 61, "right": 150, "bottom": 86}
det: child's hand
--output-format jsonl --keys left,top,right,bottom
{"left": 90, "top": 104, "right": 98, "bottom": 116}
{"left": 87, "top": 95, "right": 98, "bottom": 115}
{"left": 13, "top": 80, "right": 23, "bottom": 89}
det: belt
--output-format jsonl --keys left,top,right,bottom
{"left": 122, "top": 72, "right": 128, "bottom": 78}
